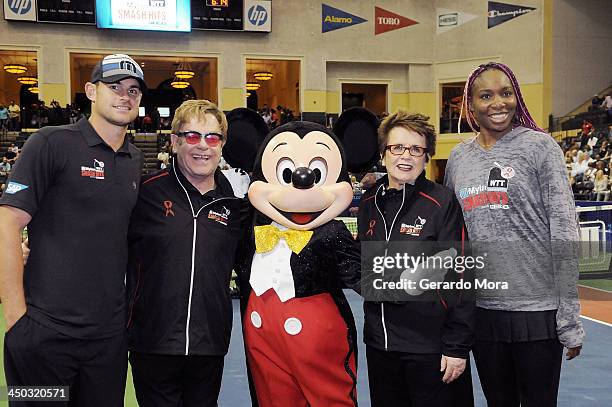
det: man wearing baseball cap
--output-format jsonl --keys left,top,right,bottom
{"left": 0, "top": 53, "right": 145, "bottom": 406}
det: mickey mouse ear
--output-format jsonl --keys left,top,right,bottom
{"left": 333, "top": 107, "right": 380, "bottom": 173}
{"left": 224, "top": 108, "right": 269, "bottom": 172}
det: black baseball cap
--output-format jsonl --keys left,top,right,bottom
{"left": 90, "top": 54, "right": 146, "bottom": 90}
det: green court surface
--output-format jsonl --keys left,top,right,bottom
{"left": 579, "top": 279, "right": 612, "bottom": 292}
{"left": 0, "top": 306, "right": 140, "bottom": 407}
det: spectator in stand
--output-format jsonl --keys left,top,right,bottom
{"left": 156, "top": 146, "right": 169, "bottom": 169}
{"left": 0, "top": 156, "right": 11, "bottom": 176}
{"left": 602, "top": 94, "right": 612, "bottom": 121}
{"left": 571, "top": 152, "right": 590, "bottom": 178}
{"left": 584, "top": 161, "right": 598, "bottom": 183}
{"left": 142, "top": 114, "right": 153, "bottom": 133}
{"left": 0, "top": 104, "right": 8, "bottom": 137}
{"left": 5, "top": 146, "right": 17, "bottom": 165}
{"left": 8, "top": 100, "right": 20, "bottom": 132}
{"left": 587, "top": 131, "right": 599, "bottom": 150}
{"left": 565, "top": 146, "right": 578, "bottom": 163}
{"left": 581, "top": 120, "right": 593, "bottom": 140}
{"left": 595, "top": 160, "right": 609, "bottom": 177}
{"left": 590, "top": 94, "right": 604, "bottom": 111}
{"left": 592, "top": 170, "right": 609, "bottom": 201}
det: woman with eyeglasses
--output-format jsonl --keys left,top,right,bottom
{"left": 357, "top": 110, "right": 475, "bottom": 406}
{"left": 127, "top": 100, "right": 248, "bottom": 407}
{"left": 444, "top": 62, "right": 584, "bottom": 406}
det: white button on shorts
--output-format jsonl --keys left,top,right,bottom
{"left": 284, "top": 317, "right": 302, "bottom": 335}
{"left": 250, "top": 311, "right": 262, "bottom": 328}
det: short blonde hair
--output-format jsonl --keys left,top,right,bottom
{"left": 171, "top": 99, "right": 228, "bottom": 136}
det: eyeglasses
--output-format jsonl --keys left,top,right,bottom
{"left": 175, "top": 131, "right": 224, "bottom": 147}
{"left": 385, "top": 144, "right": 428, "bottom": 157}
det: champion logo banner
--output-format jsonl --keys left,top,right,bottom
{"left": 374, "top": 6, "right": 418, "bottom": 35}
{"left": 436, "top": 8, "right": 478, "bottom": 34}
{"left": 322, "top": 3, "right": 366, "bottom": 33}
{"left": 488, "top": 1, "right": 536, "bottom": 29}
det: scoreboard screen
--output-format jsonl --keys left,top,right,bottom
{"left": 191, "top": 0, "right": 243, "bottom": 30}
{"left": 37, "top": 0, "right": 96, "bottom": 24}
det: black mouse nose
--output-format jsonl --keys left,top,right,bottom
{"left": 292, "top": 167, "right": 315, "bottom": 189}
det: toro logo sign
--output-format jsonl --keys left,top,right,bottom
{"left": 374, "top": 6, "right": 418, "bottom": 35}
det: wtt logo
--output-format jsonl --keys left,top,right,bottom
{"left": 8, "top": 0, "right": 32, "bottom": 15}
{"left": 248, "top": 5, "right": 268, "bottom": 26}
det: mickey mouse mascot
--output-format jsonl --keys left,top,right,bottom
{"left": 224, "top": 108, "right": 379, "bottom": 407}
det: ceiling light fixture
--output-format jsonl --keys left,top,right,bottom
{"left": 3, "top": 63, "right": 27, "bottom": 74}
{"left": 17, "top": 75, "right": 38, "bottom": 85}
{"left": 170, "top": 78, "right": 190, "bottom": 89}
{"left": 174, "top": 60, "right": 195, "bottom": 79}
{"left": 253, "top": 71, "right": 273, "bottom": 81}
{"left": 246, "top": 81, "right": 260, "bottom": 91}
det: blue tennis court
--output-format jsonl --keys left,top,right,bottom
{"left": 216, "top": 292, "right": 612, "bottom": 407}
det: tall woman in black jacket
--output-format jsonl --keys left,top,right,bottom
{"left": 357, "top": 111, "right": 475, "bottom": 407}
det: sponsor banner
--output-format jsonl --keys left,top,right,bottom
{"left": 436, "top": 8, "right": 478, "bottom": 34}
{"left": 192, "top": 0, "right": 243, "bottom": 31}
{"left": 488, "top": 1, "right": 535, "bottom": 29}
{"left": 322, "top": 3, "right": 366, "bottom": 33}
{"left": 4, "top": 0, "right": 37, "bottom": 21}
{"left": 37, "top": 0, "right": 95, "bottom": 24}
{"left": 244, "top": 0, "right": 270, "bottom": 32}
{"left": 374, "top": 6, "right": 418, "bottom": 35}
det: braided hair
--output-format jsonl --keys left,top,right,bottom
{"left": 458, "top": 62, "right": 544, "bottom": 134}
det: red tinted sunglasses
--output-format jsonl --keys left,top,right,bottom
{"left": 175, "top": 131, "right": 224, "bottom": 147}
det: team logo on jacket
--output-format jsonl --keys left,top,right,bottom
{"left": 459, "top": 162, "right": 513, "bottom": 211}
{"left": 208, "top": 206, "right": 230, "bottom": 226}
{"left": 400, "top": 216, "right": 426, "bottom": 236}
{"left": 81, "top": 159, "right": 105, "bottom": 180}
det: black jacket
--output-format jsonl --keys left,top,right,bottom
{"left": 358, "top": 173, "right": 474, "bottom": 358}
{"left": 127, "top": 164, "right": 246, "bottom": 356}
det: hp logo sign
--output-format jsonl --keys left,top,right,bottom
{"left": 8, "top": 0, "right": 32, "bottom": 15}
{"left": 248, "top": 5, "right": 268, "bottom": 26}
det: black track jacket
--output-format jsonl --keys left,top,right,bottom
{"left": 127, "top": 163, "right": 246, "bottom": 356}
{"left": 358, "top": 173, "right": 474, "bottom": 358}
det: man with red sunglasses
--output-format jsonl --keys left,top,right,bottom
{"left": 126, "top": 99, "right": 248, "bottom": 407}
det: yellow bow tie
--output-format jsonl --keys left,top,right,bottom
{"left": 254, "top": 225, "right": 313, "bottom": 255}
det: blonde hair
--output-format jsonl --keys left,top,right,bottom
{"left": 171, "top": 99, "right": 228, "bottom": 136}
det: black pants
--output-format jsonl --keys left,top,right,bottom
{"left": 367, "top": 345, "right": 473, "bottom": 407}
{"left": 3, "top": 314, "right": 127, "bottom": 407}
{"left": 129, "top": 351, "right": 225, "bottom": 407}
{"left": 473, "top": 339, "right": 563, "bottom": 407}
